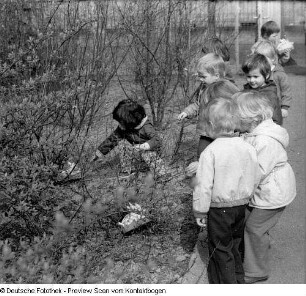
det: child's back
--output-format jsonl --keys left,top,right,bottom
{"left": 243, "top": 118, "right": 296, "bottom": 208}
{"left": 193, "top": 98, "right": 260, "bottom": 284}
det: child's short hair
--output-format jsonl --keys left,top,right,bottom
{"left": 242, "top": 53, "right": 271, "bottom": 82}
{"left": 261, "top": 21, "right": 280, "bottom": 39}
{"left": 203, "top": 97, "right": 239, "bottom": 139}
{"left": 233, "top": 91, "right": 273, "bottom": 132}
{"left": 112, "top": 99, "right": 146, "bottom": 129}
{"left": 251, "top": 40, "right": 278, "bottom": 65}
{"left": 201, "top": 37, "right": 230, "bottom": 62}
{"left": 197, "top": 53, "right": 226, "bottom": 78}
{"left": 204, "top": 79, "right": 240, "bottom": 104}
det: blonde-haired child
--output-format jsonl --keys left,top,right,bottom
{"left": 234, "top": 91, "right": 296, "bottom": 284}
{"left": 251, "top": 40, "right": 292, "bottom": 118}
{"left": 193, "top": 97, "right": 260, "bottom": 284}
{"left": 184, "top": 79, "right": 240, "bottom": 176}
{"left": 178, "top": 53, "right": 226, "bottom": 122}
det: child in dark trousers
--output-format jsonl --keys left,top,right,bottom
{"left": 242, "top": 53, "right": 283, "bottom": 126}
{"left": 192, "top": 98, "right": 260, "bottom": 284}
{"left": 91, "top": 99, "right": 167, "bottom": 177}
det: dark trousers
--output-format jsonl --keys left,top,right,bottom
{"left": 207, "top": 205, "right": 246, "bottom": 284}
{"left": 197, "top": 136, "right": 213, "bottom": 158}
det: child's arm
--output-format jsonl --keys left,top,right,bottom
{"left": 96, "top": 127, "right": 123, "bottom": 156}
{"left": 254, "top": 135, "right": 285, "bottom": 180}
{"left": 140, "top": 122, "right": 162, "bottom": 151}
{"left": 278, "top": 72, "right": 292, "bottom": 117}
{"left": 193, "top": 149, "right": 214, "bottom": 218}
{"left": 178, "top": 102, "right": 199, "bottom": 120}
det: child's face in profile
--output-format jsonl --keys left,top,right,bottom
{"left": 246, "top": 68, "right": 266, "bottom": 89}
{"left": 267, "top": 32, "right": 280, "bottom": 45}
{"left": 197, "top": 70, "right": 219, "bottom": 85}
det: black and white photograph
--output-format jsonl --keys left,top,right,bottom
{"left": 0, "top": 0, "right": 305, "bottom": 290}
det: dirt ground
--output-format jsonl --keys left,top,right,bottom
{"left": 182, "top": 68, "right": 306, "bottom": 284}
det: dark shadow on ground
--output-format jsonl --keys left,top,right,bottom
{"left": 178, "top": 191, "right": 200, "bottom": 253}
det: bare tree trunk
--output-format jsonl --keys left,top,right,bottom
{"left": 207, "top": 0, "right": 216, "bottom": 38}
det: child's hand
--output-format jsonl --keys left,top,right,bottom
{"left": 178, "top": 112, "right": 187, "bottom": 121}
{"left": 282, "top": 49, "right": 291, "bottom": 60}
{"left": 134, "top": 143, "right": 150, "bottom": 151}
{"left": 90, "top": 150, "right": 104, "bottom": 162}
{"left": 196, "top": 215, "right": 207, "bottom": 228}
{"left": 281, "top": 109, "right": 289, "bottom": 118}
{"left": 185, "top": 161, "right": 199, "bottom": 177}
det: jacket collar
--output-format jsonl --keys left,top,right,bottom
{"left": 135, "top": 116, "right": 148, "bottom": 130}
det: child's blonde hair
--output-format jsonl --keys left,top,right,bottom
{"left": 197, "top": 53, "right": 226, "bottom": 78}
{"left": 203, "top": 97, "right": 239, "bottom": 139}
{"left": 204, "top": 79, "right": 240, "bottom": 104}
{"left": 251, "top": 40, "right": 278, "bottom": 65}
{"left": 233, "top": 91, "right": 273, "bottom": 132}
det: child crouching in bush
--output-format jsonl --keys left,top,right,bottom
{"left": 91, "top": 99, "right": 167, "bottom": 178}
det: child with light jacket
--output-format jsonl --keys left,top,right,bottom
{"left": 185, "top": 79, "right": 240, "bottom": 177}
{"left": 234, "top": 91, "right": 296, "bottom": 284}
{"left": 192, "top": 97, "right": 260, "bottom": 284}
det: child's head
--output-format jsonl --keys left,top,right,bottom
{"left": 242, "top": 53, "right": 271, "bottom": 89}
{"left": 204, "top": 79, "right": 240, "bottom": 104}
{"left": 233, "top": 91, "right": 273, "bottom": 132}
{"left": 197, "top": 53, "right": 226, "bottom": 85}
{"left": 251, "top": 40, "right": 278, "bottom": 67}
{"left": 112, "top": 99, "right": 146, "bottom": 130}
{"left": 261, "top": 21, "right": 280, "bottom": 44}
{"left": 203, "top": 97, "right": 239, "bottom": 139}
{"left": 201, "top": 37, "right": 230, "bottom": 62}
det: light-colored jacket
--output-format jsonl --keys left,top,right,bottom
{"left": 193, "top": 137, "right": 260, "bottom": 218}
{"left": 243, "top": 119, "right": 296, "bottom": 209}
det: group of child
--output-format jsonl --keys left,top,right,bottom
{"left": 87, "top": 20, "right": 296, "bottom": 284}
{"left": 179, "top": 20, "right": 296, "bottom": 284}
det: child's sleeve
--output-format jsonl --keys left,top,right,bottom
{"left": 182, "top": 102, "right": 199, "bottom": 118}
{"left": 278, "top": 72, "right": 292, "bottom": 109}
{"left": 193, "top": 149, "right": 214, "bottom": 218}
{"left": 143, "top": 122, "right": 162, "bottom": 150}
{"left": 183, "top": 83, "right": 208, "bottom": 118}
{"left": 97, "top": 127, "right": 123, "bottom": 155}
{"left": 254, "top": 136, "right": 285, "bottom": 181}
{"left": 267, "top": 90, "right": 283, "bottom": 126}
